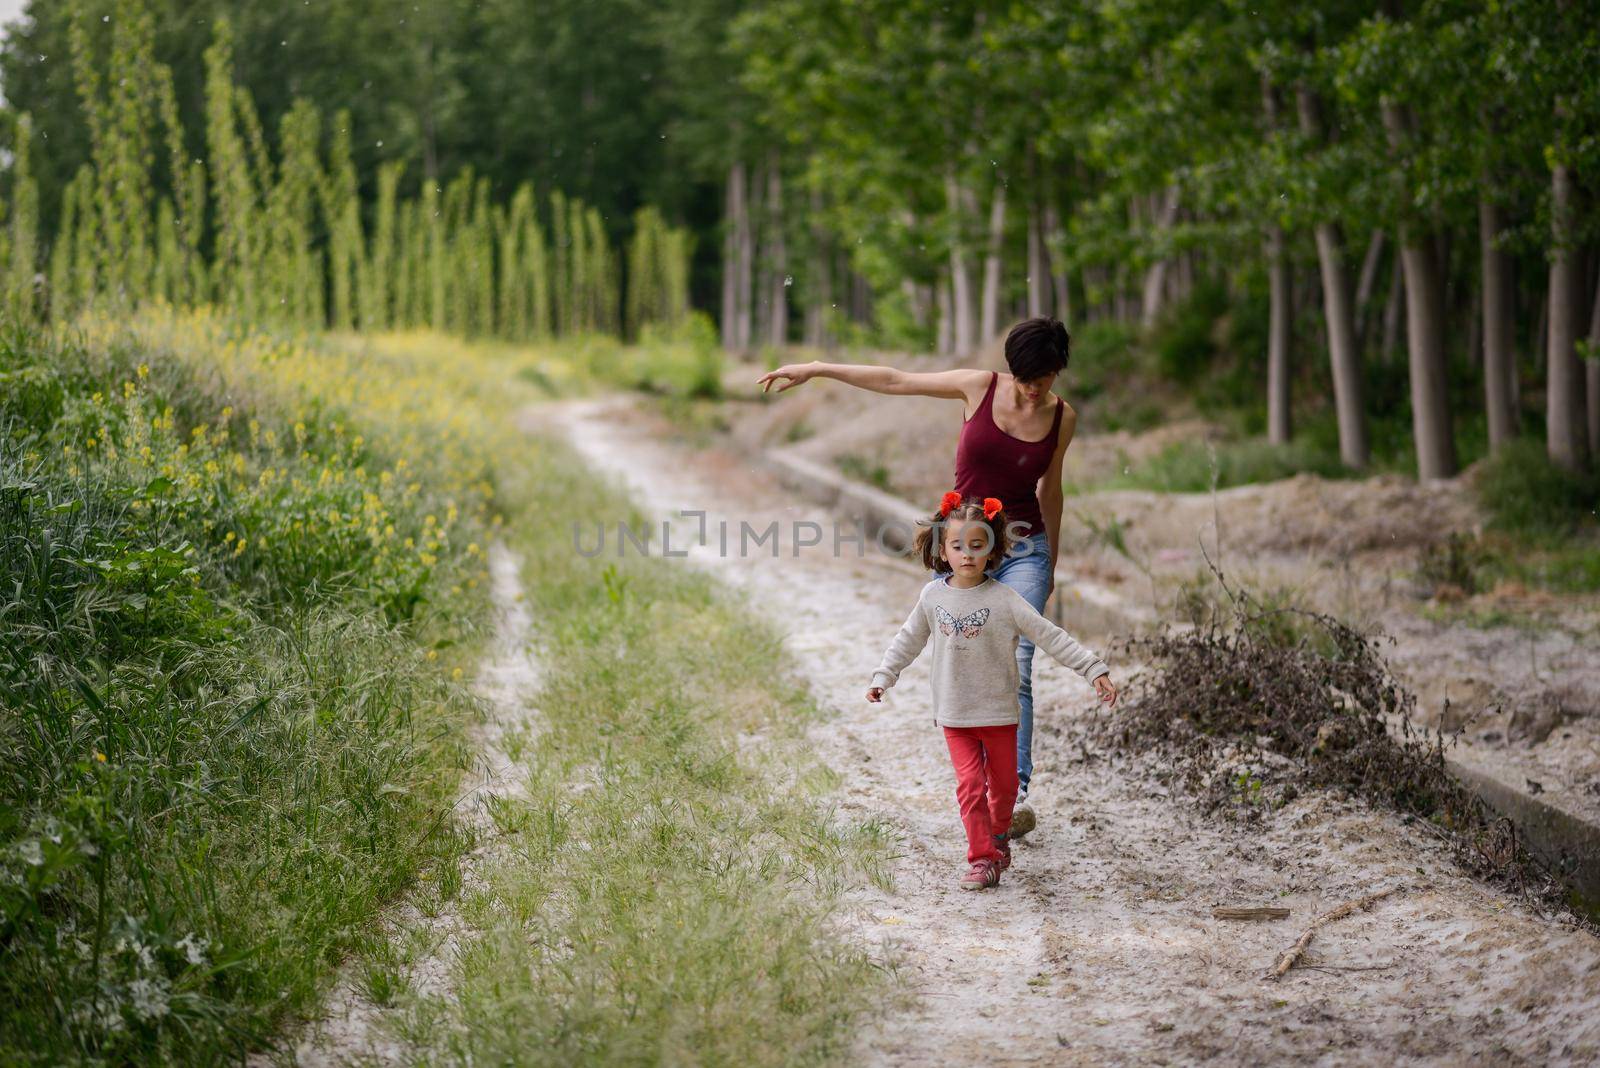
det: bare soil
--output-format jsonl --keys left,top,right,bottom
{"left": 550, "top": 393, "right": 1600, "bottom": 1067}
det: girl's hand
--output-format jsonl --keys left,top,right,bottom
{"left": 866, "top": 686, "right": 885, "bottom": 703}
{"left": 1094, "top": 675, "right": 1118, "bottom": 707}
{"left": 757, "top": 362, "right": 816, "bottom": 394}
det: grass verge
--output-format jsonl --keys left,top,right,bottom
{"left": 372, "top": 402, "right": 896, "bottom": 1064}
{"left": 0, "top": 307, "right": 512, "bottom": 1063}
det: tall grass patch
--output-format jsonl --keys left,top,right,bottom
{"left": 0, "top": 310, "right": 516, "bottom": 1063}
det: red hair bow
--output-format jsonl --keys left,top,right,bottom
{"left": 982, "top": 497, "right": 1003, "bottom": 521}
{"left": 938, "top": 490, "right": 962, "bottom": 517}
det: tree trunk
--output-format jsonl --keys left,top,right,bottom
{"left": 721, "top": 160, "right": 742, "bottom": 351}
{"left": 936, "top": 268, "right": 953, "bottom": 355}
{"left": 1382, "top": 256, "right": 1404, "bottom": 363}
{"left": 804, "top": 183, "right": 831, "bottom": 348}
{"left": 1587, "top": 265, "right": 1600, "bottom": 456}
{"left": 1027, "top": 200, "right": 1049, "bottom": 319}
{"left": 1312, "top": 222, "right": 1370, "bottom": 467}
{"left": 980, "top": 180, "right": 1007, "bottom": 344}
{"left": 1298, "top": 84, "right": 1369, "bottom": 469}
{"left": 1467, "top": 286, "right": 1482, "bottom": 369}
{"left": 1044, "top": 203, "right": 1071, "bottom": 325}
{"left": 766, "top": 155, "right": 788, "bottom": 349}
{"left": 738, "top": 164, "right": 756, "bottom": 351}
{"left": 945, "top": 172, "right": 977, "bottom": 353}
{"left": 1354, "top": 229, "right": 1386, "bottom": 348}
{"left": 1396, "top": 231, "right": 1457, "bottom": 478}
{"left": 751, "top": 160, "right": 770, "bottom": 347}
{"left": 1384, "top": 99, "right": 1457, "bottom": 480}
{"left": 1480, "top": 196, "right": 1518, "bottom": 450}
{"left": 1547, "top": 160, "right": 1588, "bottom": 470}
{"left": 1140, "top": 185, "right": 1181, "bottom": 330}
{"left": 1267, "top": 223, "right": 1293, "bottom": 445}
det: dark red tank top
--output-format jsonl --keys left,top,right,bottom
{"left": 953, "top": 372, "right": 1063, "bottom": 539}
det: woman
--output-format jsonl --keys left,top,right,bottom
{"left": 757, "top": 318, "right": 1076, "bottom": 838}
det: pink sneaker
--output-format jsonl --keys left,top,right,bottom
{"left": 959, "top": 859, "right": 1000, "bottom": 891}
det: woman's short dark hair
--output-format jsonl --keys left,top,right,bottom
{"left": 1004, "top": 317, "right": 1070, "bottom": 381}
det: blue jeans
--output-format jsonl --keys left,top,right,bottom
{"left": 928, "top": 531, "right": 1052, "bottom": 791}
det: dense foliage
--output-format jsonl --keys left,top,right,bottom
{"left": 0, "top": 308, "right": 510, "bottom": 1060}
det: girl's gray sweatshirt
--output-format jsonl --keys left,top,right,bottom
{"left": 870, "top": 575, "right": 1110, "bottom": 728}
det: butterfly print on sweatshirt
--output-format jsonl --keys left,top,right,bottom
{"left": 935, "top": 605, "right": 990, "bottom": 639}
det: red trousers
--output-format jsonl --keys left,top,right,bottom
{"left": 942, "top": 724, "right": 1019, "bottom": 864}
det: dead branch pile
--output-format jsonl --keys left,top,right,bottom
{"left": 1100, "top": 564, "right": 1576, "bottom": 917}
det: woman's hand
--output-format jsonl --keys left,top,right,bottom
{"left": 866, "top": 686, "right": 885, "bottom": 703}
{"left": 1093, "top": 675, "right": 1118, "bottom": 707}
{"left": 757, "top": 362, "right": 818, "bottom": 393}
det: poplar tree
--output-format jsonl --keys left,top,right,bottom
{"left": 7, "top": 112, "right": 38, "bottom": 320}
{"left": 321, "top": 109, "right": 362, "bottom": 331}
{"left": 204, "top": 18, "right": 261, "bottom": 318}
{"left": 626, "top": 205, "right": 661, "bottom": 339}
{"left": 271, "top": 98, "right": 323, "bottom": 328}
{"left": 152, "top": 63, "right": 205, "bottom": 306}
{"left": 498, "top": 186, "right": 530, "bottom": 340}
{"left": 369, "top": 160, "right": 404, "bottom": 332}
{"left": 47, "top": 165, "right": 79, "bottom": 318}
{"left": 526, "top": 193, "right": 552, "bottom": 340}
{"left": 425, "top": 179, "right": 445, "bottom": 329}
{"left": 472, "top": 175, "right": 495, "bottom": 336}
{"left": 68, "top": 0, "right": 159, "bottom": 306}
{"left": 550, "top": 189, "right": 569, "bottom": 334}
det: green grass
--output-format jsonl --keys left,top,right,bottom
{"left": 1405, "top": 440, "right": 1600, "bottom": 599}
{"left": 836, "top": 452, "right": 893, "bottom": 492}
{"left": 0, "top": 317, "right": 491, "bottom": 1063}
{"left": 1477, "top": 439, "right": 1600, "bottom": 539}
{"left": 388, "top": 428, "right": 896, "bottom": 1065}
{"left": 557, "top": 311, "right": 725, "bottom": 400}
{"left": 1072, "top": 434, "right": 1350, "bottom": 494}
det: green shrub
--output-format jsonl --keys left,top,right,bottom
{"left": 621, "top": 310, "right": 724, "bottom": 399}
{"left": 1152, "top": 282, "right": 1227, "bottom": 385}
{"left": 0, "top": 318, "right": 486, "bottom": 1064}
{"left": 1098, "top": 435, "right": 1348, "bottom": 493}
{"left": 1478, "top": 439, "right": 1600, "bottom": 537}
{"left": 1067, "top": 319, "right": 1138, "bottom": 402}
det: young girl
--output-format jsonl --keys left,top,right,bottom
{"left": 867, "top": 493, "right": 1118, "bottom": 891}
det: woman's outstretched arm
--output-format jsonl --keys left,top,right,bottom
{"left": 757, "top": 361, "right": 987, "bottom": 401}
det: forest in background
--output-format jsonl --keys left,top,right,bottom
{"left": 0, "top": 0, "right": 1597, "bottom": 483}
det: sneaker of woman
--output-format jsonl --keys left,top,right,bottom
{"left": 959, "top": 858, "right": 1000, "bottom": 891}
{"left": 1009, "top": 783, "right": 1036, "bottom": 839}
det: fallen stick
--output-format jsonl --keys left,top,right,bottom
{"left": 1213, "top": 906, "right": 1290, "bottom": 921}
{"left": 1266, "top": 886, "right": 1400, "bottom": 980}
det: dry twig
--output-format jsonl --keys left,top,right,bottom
{"left": 1213, "top": 906, "right": 1291, "bottom": 921}
{"left": 1267, "top": 886, "right": 1400, "bottom": 980}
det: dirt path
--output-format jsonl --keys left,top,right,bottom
{"left": 259, "top": 543, "right": 543, "bottom": 1067}
{"left": 546, "top": 394, "right": 1600, "bottom": 1067}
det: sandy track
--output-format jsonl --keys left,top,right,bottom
{"left": 544, "top": 395, "right": 1600, "bottom": 1067}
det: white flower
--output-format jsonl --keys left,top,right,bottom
{"left": 17, "top": 840, "right": 43, "bottom": 866}
{"left": 176, "top": 932, "right": 210, "bottom": 966}
{"left": 126, "top": 977, "right": 170, "bottom": 1021}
